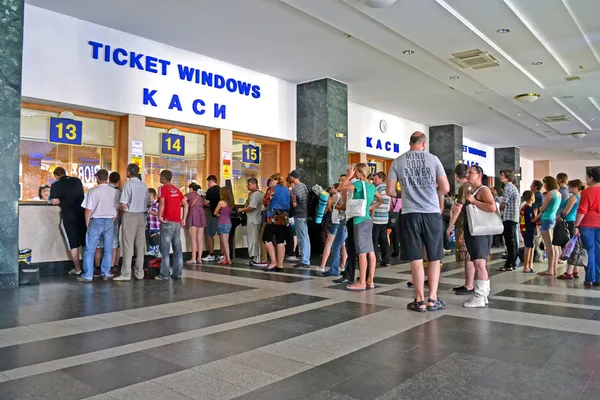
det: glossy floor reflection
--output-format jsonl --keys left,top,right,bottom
{"left": 0, "top": 252, "right": 599, "bottom": 399}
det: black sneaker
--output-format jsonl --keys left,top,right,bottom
{"left": 333, "top": 277, "right": 349, "bottom": 284}
{"left": 293, "top": 263, "right": 304, "bottom": 268}
{"left": 455, "top": 287, "right": 474, "bottom": 296}
{"left": 452, "top": 285, "right": 466, "bottom": 292}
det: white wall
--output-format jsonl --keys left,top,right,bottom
{"left": 520, "top": 156, "right": 534, "bottom": 193}
{"left": 550, "top": 160, "right": 600, "bottom": 182}
{"left": 348, "top": 102, "right": 426, "bottom": 158}
{"left": 462, "top": 137, "right": 495, "bottom": 175}
{"left": 22, "top": 5, "right": 297, "bottom": 141}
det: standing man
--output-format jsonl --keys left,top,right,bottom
{"left": 289, "top": 170, "right": 311, "bottom": 268}
{"left": 114, "top": 164, "right": 149, "bottom": 282}
{"left": 387, "top": 131, "right": 450, "bottom": 312}
{"left": 557, "top": 172, "right": 570, "bottom": 215}
{"left": 49, "top": 167, "right": 86, "bottom": 275}
{"left": 202, "top": 175, "right": 221, "bottom": 262}
{"left": 531, "top": 180, "right": 544, "bottom": 262}
{"left": 78, "top": 169, "right": 120, "bottom": 282}
{"left": 372, "top": 172, "right": 391, "bottom": 266}
{"left": 157, "top": 170, "right": 189, "bottom": 280}
{"left": 238, "top": 178, "right": 265, "bottom": 267}
{"left": 499, "top": 170, "right": 520, "bottom": 271}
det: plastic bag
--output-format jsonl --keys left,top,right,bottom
{"left": 560, "top": 234, "right": 579, "bottom": 261}
{"left": 569, "top": 236, "right": 588, "bottom": 267}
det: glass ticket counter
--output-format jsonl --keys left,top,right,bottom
{"left": 232, "top": 136, "right": 279, "bottom": 205}
{"left": 19, "top": 106, "right": 116, "bottom": 200}
{"left": 143, "top": 124, "right": 207, "bottom": 193}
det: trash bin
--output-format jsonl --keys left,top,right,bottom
{"left": 18, "top": 249, "right": 39, "bottom": 286}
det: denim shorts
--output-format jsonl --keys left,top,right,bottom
{"left": 541, "top": 219, "right": 556, "bottom": 232}
{"left": 328, "top": 223, "right": 339, "bottom": 235}
{"left": 206, "top": 216, "right": 219, "bottom": 236}
{"left": 218, "top": 224, "right": 232, "bottom": 235}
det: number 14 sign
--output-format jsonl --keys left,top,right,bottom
{"left": 161, "top": 133, "right": 185, "bottom": 157}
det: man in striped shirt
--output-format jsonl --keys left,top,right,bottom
{"left": 372, "top": 172, "right": 391, "bottom": 266}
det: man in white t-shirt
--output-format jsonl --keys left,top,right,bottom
{"left": 78, "top": 169, "right": 120, "bottom": 282}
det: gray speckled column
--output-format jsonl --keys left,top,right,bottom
{"left": 429, "top": 124, "right": 463, "bottom": 194}
{"left": 296, "top": 78, "right": 347, "bottom": 187}
{"left": 495, "top": 147, "right": 521, "bottom": 191}
{"left": 0, "top": 0, "right": 24, "bottom": 289}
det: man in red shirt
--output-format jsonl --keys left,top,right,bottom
{"left": 157, "top": 170, "right": 189, "bottom": 280}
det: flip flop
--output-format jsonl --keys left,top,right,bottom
{"left": 522, "top": 269, "right": 535, "bottom": 274}
{"left": 346, "top": 284, "right": 367, "bottom": 291}
{"left": 537, "top": 271, "right": 554, "bottom": 276}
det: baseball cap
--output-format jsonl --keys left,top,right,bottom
{"left": 289, "top": 170, "right": 301, "bottom": 179}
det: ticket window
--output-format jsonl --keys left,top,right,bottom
{"left": 232, "top": 137, "right": 279, "bottom": 205}
{"left": 19, "top": 107, "right": 116, "bottom": 200}
{"left": 143, "top": 126, "right": 207, "bottom": 194}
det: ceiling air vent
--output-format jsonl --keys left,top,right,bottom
{"left": 450, "top": 49, "right": 500, "bottom": 70}
{"left": 543, "top": 115, "right": 573, "bottom": 123}
{"left": 565, "top": 76, "right": 581, "bottom": 81}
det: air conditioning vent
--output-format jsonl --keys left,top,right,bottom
{"left": 565, "top": 76, "right": 581, "bottom": 81}
{"left": 543, "top": 115, "right": 573, "bottom": 123}
{"left": 450, "top": 49, "right": 500, "bottom": 70}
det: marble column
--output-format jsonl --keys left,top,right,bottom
{"left": 0, "top": 0, "right": 24, "bottom": 289}
{"left": 428, "top": 124, "right": 463, "bottom": 193}
{"left": 296, "top": 78, "right": 347, "bottom": 187}
{"left": 495, "top": 147, "right": 521, "bottom": 190}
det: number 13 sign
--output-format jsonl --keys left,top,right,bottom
{"left": 49, "top": 117, "right": 83, "bottom": 146}
{"left": 161, "top": 133, "right": 185, "bottom": 157}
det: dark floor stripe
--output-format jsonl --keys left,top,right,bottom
{"left": 0, "top": 301, "right": 388, "bottom": 398}
{"left": 496, "top": 289, "right": 600, "bottom": 307}
{"left": 184, "top": 264, "right": 313, "bottom": 282}
{"left": 488, "top": 298, "right": 600, "bottom": 321}
{"left": 0, "top": 293, "right": 326, "bottom": 372}
{"left": 377, "top": 283, "right": 458, "bottom": 297}
{"left": 0, "top": 277, "right": 253, "bottom": 330}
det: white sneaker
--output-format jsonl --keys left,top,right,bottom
{"left": 68, "top": 269, "right": 82, "bottom": 275}
{"left": 463, "top": 280, "right": 489, "bottom": 308}
{"left": 217, "top": 255, "right": 225, "bottom": 261}
{"left": 202, "top": 255, "right": 216, "bottom": 262}
{"left": 316, "top": 267, "right": 326, "bottom": 273}
{"left": 286, "top": 256, "right": 299, "bottom": 262}
{"left": 112, "top": 275, "right": 131, "bottom": 282}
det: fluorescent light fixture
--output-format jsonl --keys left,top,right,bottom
{"left": 561, "top": 0, "right": 600, "bottom": 65}
{"left": 435, "top": 0, "right": 544, "bottom": 89}
{"left": 589, "top": 97, "right": 600, "bottom": 113}
{"left": 553, "top": 97, "right": 592, "bottom": 130}
{"left": 503, "top": 0, "right": 570, "bottom": 75}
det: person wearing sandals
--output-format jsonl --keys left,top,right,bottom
{"left": 317, "top": 184, "right": 343, "bottom": 274}
{"left": 387, "top": 132, "right": 450, "bottom": 312}
{"left": 461, "top": 166, "right": 496, "bottom": 307}
{"left": 185, "top": 182, "right": 206, "bottom": 264}
{"left": 262, "top": 173, "right": 293, "bottom": 272}
{"left": 214, "top": 186, "right": 233, "bottom": 265}
{"left": 337, "top": 163, "right": 384, "bottom": 291}
{"left": 520, "top": 191, "right": 536, "bottom": 273}
{"left": 447, "top": 164, "right": 475, "bottom": 295}
{"left": 558, "top": 180, "right": 583, "bottom": 280}
{"left": 575, "top": 167, "right": 600, "bottom": 286}
{"left": 532, "top": 176, "right": 561, "bottom": 276}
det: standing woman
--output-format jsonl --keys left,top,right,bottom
{"left": 463, "top": 166, "right": 496, "bottom": 308}
{"left": 558, "top": 180, "right": 583, "bottom": 280}
{"left": 318, "top": 185, "right": 342, "bottom": 273}
{"left": 214, "top": 187, "right": 233, "bottom": 265}
{"left": 575, "top": 167, "right": 600, "bottom": 286}
{"left": 338, "top": 163, "right": 384, "bottom": 290}
{"left": 185, "top": 182, "right": 206, "bottom": 264}
{"left": 532, "top": 176, "right": 561, "bottom": 276}
{"left": 263, "top": 173, "right": 293, "bottom": 271}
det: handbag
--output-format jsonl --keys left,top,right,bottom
{"left": 466, "top": 187, "right": 504, "bottom": 236}
{"left": 569, "top": 235, "right": 588, "bottom": 267}
{"left": 147, "top": 230, "right": 160, "bottom": 247}
{"left": 345, "top": 181, "right": 366, "bottom": 219}
{"left": 560, "top": 234, "right": 578, "bottom": 260}
{"left": 552, "top": 218, "right": 570, "bottom": 247}
{"left": 388, "top": 198, "right": 400, "bottom": 229}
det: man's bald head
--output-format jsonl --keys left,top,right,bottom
{"left": 409, "top": 131, "right": 427, "bottom": 150}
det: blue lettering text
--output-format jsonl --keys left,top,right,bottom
{"left": 214, "top": 104, "right": 226, "bottom": 119}
{"left": 129, "top": 52, "right": 144, "bottom": 70}
{"left": 145, "top": 56, "right": 158, "bottom": 74}
{"left": 169, "top": 94, "right": 183, "bottom": 111}
{"left": 143, "top": 88, "right": 157, "bottom": 107}
{"left": 178, "top": 64, "right": 195, "bottom": 81}
{"left": 384, "top": 141, "right": 391, "bottom": 151}
{"left": 88, "top": 40, "right": 103, "bottom": 59}
{"left": 112, "top": 48, "right": 128, "bottom": 66}
{"left": 366, "top": 137, "right": 373, "bottom": 148}
{"left": 192, "top": 99, "right": 206, "bottom": 115}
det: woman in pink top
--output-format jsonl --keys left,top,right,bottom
{"left": 576, "top": 167, "right": 600, "bottom": 285}
{"left": 185, "top": 183, "right": 206, "bottom": 264}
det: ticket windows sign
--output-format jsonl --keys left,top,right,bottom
{"left": 462, "top": 138, "right": 495, "bottom": 173}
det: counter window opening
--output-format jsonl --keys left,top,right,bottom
{"left": 19, "top": 105, "right": 117, "bottom": 201}
{"left": 143, "top": 124, "right": 208, "bottom": 194}
{"left": 232, "top": 136, "right": 279, "bottom": 205}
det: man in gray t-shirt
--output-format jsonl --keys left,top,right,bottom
{"left": 387, "top": 131, "right": 450, "bottom": 313}
{"left": 238, "top": 178, "right": 265, "bottom": 266}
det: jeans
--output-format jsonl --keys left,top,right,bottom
{"left": 82, "top": 218, "right": 114, "bottom": 280}
{"left": 160, "top": 221, "right": 183, "bottom": 279}
{"left": 328, "top": 224, "right": 348, "bottom": 275}
{"left": 581, "top": 227, "right": 600, "bottom": 283}
{"left": 372, "top": 223, "right": 390, "bottom": 263}
{"left": 295, "top": 217, "right": 311, "bottom": 265}
{"left": 503, "top": 221, "right": 518, "bottom": 267}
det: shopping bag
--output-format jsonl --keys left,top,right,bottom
{"left": 569, "top": 236, "right": 588, "bottom": 267}
{"left": 560, "top": 234, "right": 579, "bottom": 261}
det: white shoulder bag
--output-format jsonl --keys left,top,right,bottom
{"left": 345, "top": 181, "right": 366, "bottom": 219}
{"left": 466, "top": 186, "right": 504, "bottom": 236}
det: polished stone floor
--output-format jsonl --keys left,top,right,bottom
{"left": 1, "top": 253, "right": 600, "bottom": 400}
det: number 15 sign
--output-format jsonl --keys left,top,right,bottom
{"left": 161, "top": 133, "right": 185, "bottom": 157}
{"left": 49, "top": 117, "right": 83, "bottom": 146}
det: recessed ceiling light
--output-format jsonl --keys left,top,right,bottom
{"left": 532, "top": 61, "right": 543, "bottom": 65}
{"left": 591, "top": 118, "right": 596, "bottom": 121}
{"left": 577, "top": 106, "right": 585, "bottom": 110}
{"left": 534, "top": 124, "right": 540, "bottom": 126}
{"left": 515, "top": 93, "right": 540, "bottom": 104}
{"left": 497, "top": 28, "right": 510, "bottom": 34}
{"left": 450, "top": 76, "right": 459, "bottom": 80}
{"left": 402, "top": 50, "right": 414, "bottom": 55}
{"left": 516, "top": 113, "right": 523, "bottom": 116}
